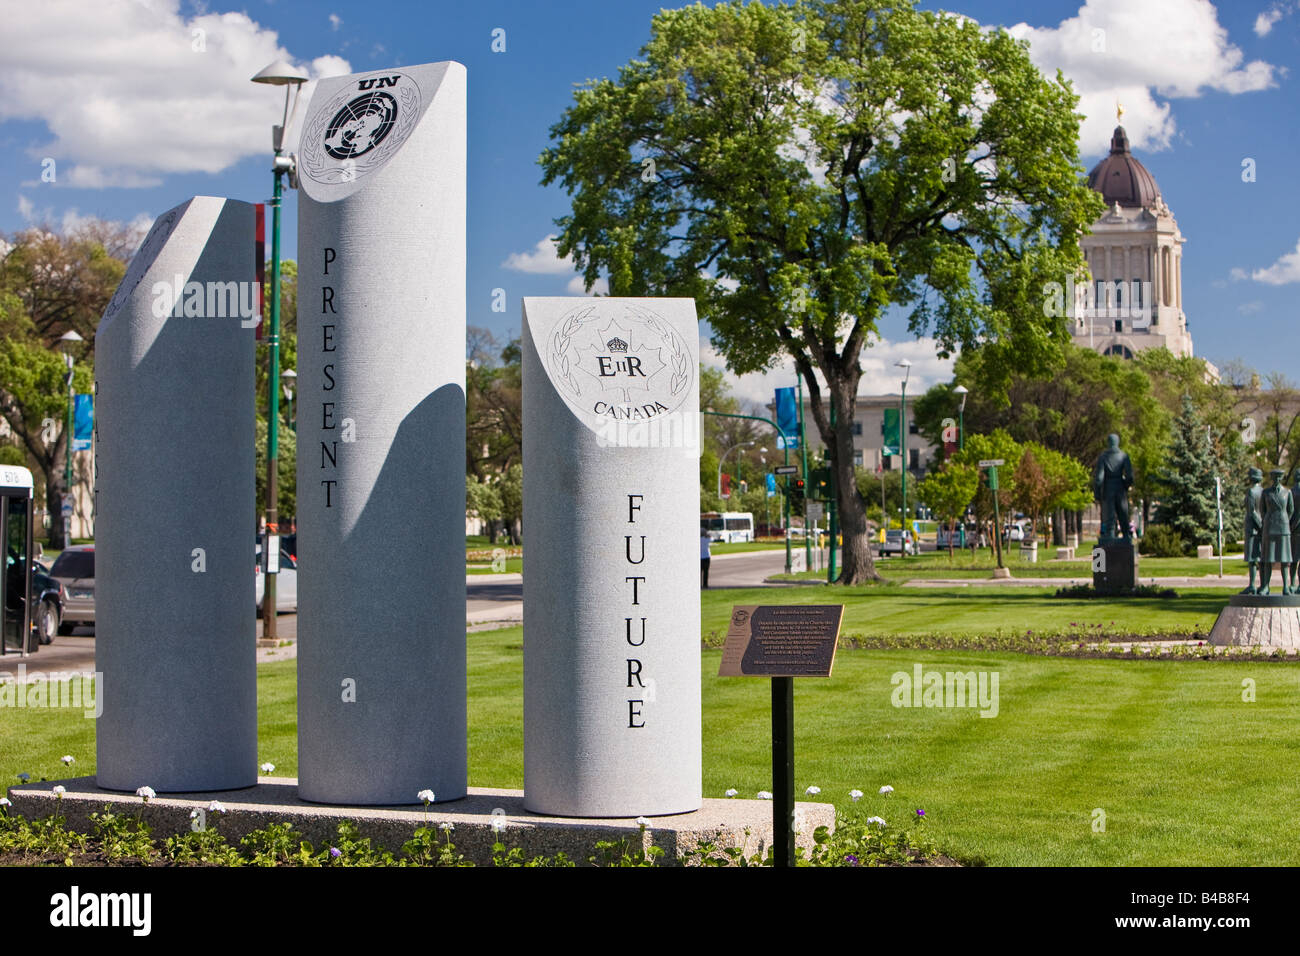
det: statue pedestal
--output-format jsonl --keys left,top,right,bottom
{"left": 1093, "top": 540, "right": 1139, "bottom": 594}
{"left": 1209, "top": 594, "right": 1300, "bottom": 648}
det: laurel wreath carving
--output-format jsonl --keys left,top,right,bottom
{"left": 104, "top": 209, "right": 178, "bottom": 319}
{"left": 550, "top": 306, "right": 593, "bottom": 398}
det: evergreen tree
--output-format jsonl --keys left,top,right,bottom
{"left": 1153, "top": 395, "right": 1219, "bottom": 546}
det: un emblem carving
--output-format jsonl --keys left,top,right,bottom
{"left": 301, "top": 73, "right": 421, "bottom": 186}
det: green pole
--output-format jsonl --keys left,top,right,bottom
{"left": 797, "top": 376, "right": 810, "bottom": 570}
{"left": 899, "top": 382, "right": 907, "bottom": 559}
{"left": 261, "top": 159, "right": 283, "bottom": 641}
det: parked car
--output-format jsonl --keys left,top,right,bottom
{"left": 255, "top": 544, "right": 298, "bottom": 615}
{"left": 879, "top": 529, "right": 920, "bottom": 556}
{"left": 48, "top": 545, "right": 94, "bottom": 635}
{"left": 31, "top": 561, "right": 64, "bottom": 644}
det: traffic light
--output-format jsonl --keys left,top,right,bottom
{"left": 809, "top": 466, "right": 831, "bottom": 498}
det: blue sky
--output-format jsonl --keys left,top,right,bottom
{"left": 2, "top": 0, "right": 1298, "bottom": 404}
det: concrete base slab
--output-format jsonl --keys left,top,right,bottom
{"left": 1209, "top": 601, "right": 1300, "bottom": 648}
{"left": 5, "top": 777, "right": 835, "bottom": 866}
{"left": 991, "top": 567, "right": 1012, "bottom": 579}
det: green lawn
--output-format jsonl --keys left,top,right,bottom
{"left": 701, "top": 584, "right": 1229, "bottom": 641}
{"left": 7, "top": 627, "right": 1295, "bottom": 865}
{"left": 801, "top": 549, "right": 1245, "bottom": 582}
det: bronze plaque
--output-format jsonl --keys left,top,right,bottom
{"left": 718, "top": 605, "right": 844, "bottom": 677}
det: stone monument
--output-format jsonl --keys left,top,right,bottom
{"left": 295, "top": 61, "right": 467, "bottom": 805}
{"left": 521, "top": 297, "right": 702, "bottom": 817}
{"left": 1091, "top": 433, "right": 1138, "bottom": 594}
{"left": 95, "top": 197, "right": 258, "bottom": 792}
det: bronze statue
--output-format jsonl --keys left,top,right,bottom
{"left": 1092, "top": 434, "right": 1134, "bottom": 541}
{"left": 1258, "top": 468, "right": 1293, "bottom": 596}
{"left": 1243, "top": 467, "right": 1263, "bottom": 594}
{"left": 1291, "top": 476, "right": 1300, "bottom": 592}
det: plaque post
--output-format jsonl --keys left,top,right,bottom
{"left": 771, "top": 675, "right": 795, "bottom": 867}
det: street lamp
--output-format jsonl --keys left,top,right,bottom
{"left": 281, "top": 368, "right": 297, "bottom": 432}
{"left": 896, "top": 359, "right": 912, "bottom": 554}
{"left": 953, "top": 385, "right": 968, "bottom": 450}
{"left": 718, "top": 440, "right": 756, "bottom": 499}
{"left": 252, "top": 60, "right": 308, "bottom": 642}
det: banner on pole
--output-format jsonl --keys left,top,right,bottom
{"left": 882, "top": 407, "right": 900, "bottom": 456}
{"left": 775, "top": 388, "right": 799, "bottom": 450}
{"left": 72, "top": 393, "right": 93, "bottom": 451}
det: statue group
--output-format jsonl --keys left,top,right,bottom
{"left": 1243, "top": 467, "right": 1299, "bottom": 595}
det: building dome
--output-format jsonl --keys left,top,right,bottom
{"left": 1087, "top": 126, "right": 1161, "bottom": 209}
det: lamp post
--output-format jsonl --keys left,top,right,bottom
{"left": 281, "top": 368, "right": 297, "bottom": 432}
{"left": 252, "top": 60, "right": 308, "bottom": 641}
{"left": 60, "top": 330, "right": 84, "bottom": 546}
{"left": 953, "top": 383, "right": 969, "bottom": 547}
{"left": 718, "top": 440, "right": 756, "bottom": 499}
{"left": 896, "top": 359, "right": 911, "bottom": 557}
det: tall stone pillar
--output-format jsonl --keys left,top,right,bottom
{"left": 95, "top": 197, "right": 258, "bottom": 792}
{"left": 521, "top": 297, "right": 701, "bottom": 817}
{"left": 296, "top": 62, "right": 467, "bottom": 805}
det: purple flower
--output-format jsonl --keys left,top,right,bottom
{"left": 915, "top": 808, "right": 925, "bottom": 817}
{"left": 329, "top": 847, "right": 341, "bottom": 859}
{"left": 845, "top": 854, "right": 859, "bottom": 866}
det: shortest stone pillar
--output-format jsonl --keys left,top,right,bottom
{"left": 1092, "top": 540, "right": 1139, "bottom": 595}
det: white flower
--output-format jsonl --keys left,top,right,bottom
{"left": 850, "top": 789, "right": 864, "bottom": 802}
{"left": 208, "top": 801, "right": 226, "bottom": 814}
{"left": 136, "top": 786, "right": 156, "bottom": 801}
{"left": 490, "top": 816, "right": 507, "bottom": 834}
{"left": 417, "top": 789, "right": 436, "bottom": 804}
{"left": 439, "top": 821, "right": 454, "bottom": 832}
{"left": 260, "top": 762, "right": 275, "bottom": 774}
{"left": 52, "top": 785, "right": 66, "bottom": 795}
{"left": 757, "top": 791, "right": 773, "bottom": 800}
{"left": 879, "top": 785, "right": 894, "bottom": 795}
{"left": 805, "top": 785, "right": 821, "bottom": 795}
{"left": 0, "top": 797, "right": 11, "bottom": 807}
{"left": 61, "top": 755, "right": 75, "bottom": 765}
{"left": 189, "top": 809, "right": 201, "bottom": 819}
{"left": 867, "top": 816, "right": 887, "bottom": 827}
{"left": 725, "top": 788, "right": 738, "bottom": 798}
{"left": 635, "top": 816, "right": 651, "bottom": 828}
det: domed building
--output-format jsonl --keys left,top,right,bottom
{"left": 1072, "top": 115, "right": 1195, "bottom": 360}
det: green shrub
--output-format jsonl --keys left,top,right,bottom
{"left": 1139, "top": 525, "right": 1188, "bottom": 557}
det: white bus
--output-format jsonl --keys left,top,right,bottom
{"left": 701, "top": 511, "right": 754, "bottom": 544}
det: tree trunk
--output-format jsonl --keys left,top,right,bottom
{"left": 822, "top": 372, "right": 883, "bottom": 584}
{"left": 1052, "top": 508, "right": 1065, "bottom": 546}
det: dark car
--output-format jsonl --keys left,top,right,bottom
{"left": 48, "top": 545, "right": 94, "bottom": 635}
{"left": 31, "top": 561, "right": 64, "bottom": 644}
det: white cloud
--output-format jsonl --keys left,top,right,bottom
{"left": 502, "top": 235, "right": 573, "bottom": 274}
{"left": 566, "top": 274, "right": 609, "bottom": 295}
{"left": 0, "top": 0, "right": 349, "bottom": 188}
{"left": 329, "top": 13, "right": 342, "bottom": 31}
{"left": 1229, "top": 267, "right": 1249, "bottom": 281}
{"left": 1244, "top": 238, "right": 1300, "bottom": 285}
{"left": 16, "top": 195, "right": 33, "bottom": 220}
{"left": 1007, "top": 0, "right": 1278, "bottom": 155}
{"left": 1254, "top": 5, "right": 1286, "bottom": 35}
{"left": 699, "top": 335, "right": 955, "bottom": 407}
{"left": 1237, "top": 300, "right": 1265, "bottom": 314}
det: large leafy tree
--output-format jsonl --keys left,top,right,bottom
{"left": 917, "top": 462, "right": 979, "bottom": 556}
{"left": 540, "top": 0, "right": 1105, "bottom": 582}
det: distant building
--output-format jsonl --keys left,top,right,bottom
{"left": 1074, "top": 118, "right": 1198, "bottom": 364}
